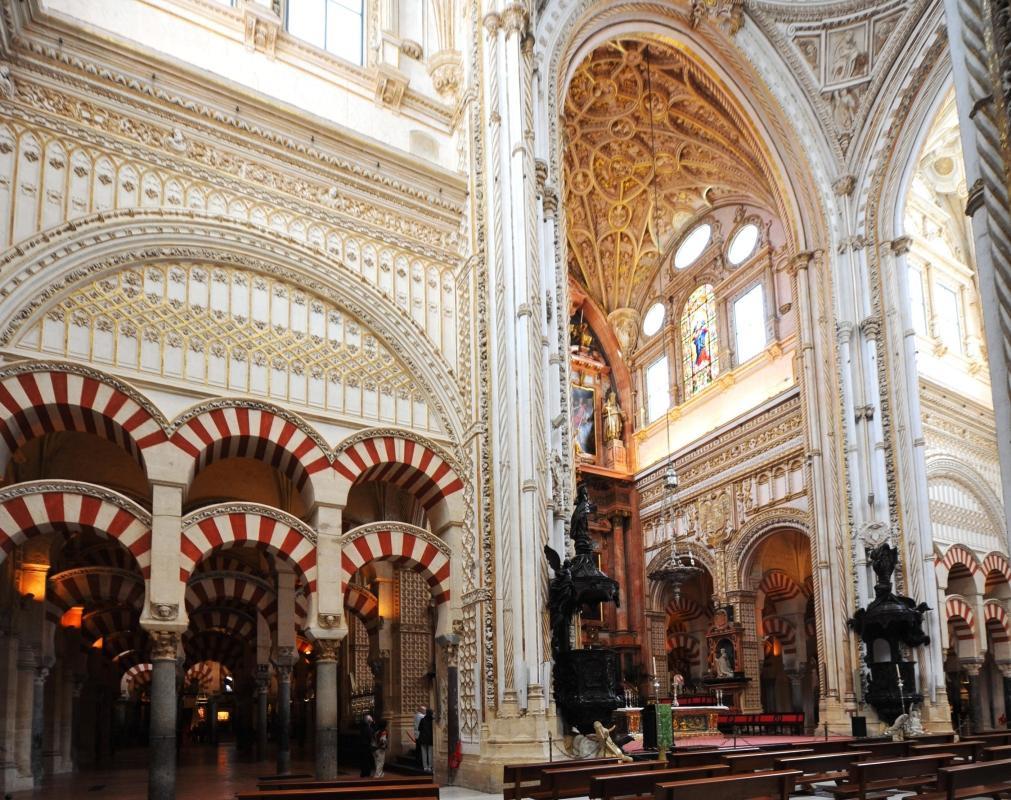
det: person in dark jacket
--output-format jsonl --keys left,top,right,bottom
{"left": 358, "top": 714, "right": 375, "bottom": 777}
{"left": 417, "top": 708, "right": 434, "bottom": 773}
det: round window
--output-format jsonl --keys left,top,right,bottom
{"left": 674, "top": 224, "right": 712, "bottom": 269}
{"left": 642, "top": 301, "right": 665, "bottom": 337}
{"left": 727, "top": 223, "right": 760, "bottom": 266}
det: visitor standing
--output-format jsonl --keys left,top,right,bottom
{"left": 413, "top": 705, "right": 426, "bottom": 766}
{"left": 357, "top": 714, "right": 375, "bottom": 777}
{"left": 418, "top": 707, "right": 434, "bottom": 773}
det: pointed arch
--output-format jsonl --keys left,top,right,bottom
{"left": 170, "top": 400, "right": 331, "bottom": 502}
{"left": 179, "top": 504, "right": 317, "bottom": 591}
{"left": 0, "top": 481, "right": 152, "bottom": 576}
{"left": 340, "top": 522, "right": 451, "bottom": 606}
{"left": 0, "top": 361, "right": 167, "bottom": 472}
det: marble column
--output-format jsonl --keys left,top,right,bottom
{"left": 255, "top": 665, "right": 269, "bottom": 761}
{"left": 148, "top": 631, "right": 179, "bottom": 800}
{"left": 14, "top": 646, "right": 36, "bottom": 782}
{"left": 31, "top": 666, "right": 48, "bottom": 780}
{"left": 314, "top": 640, "right": 339, "bottom": 780}
{"left": 275, "top": 651, "right": 295, "bottom": 776}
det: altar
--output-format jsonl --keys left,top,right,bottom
{"left": 642, "top": 703, "right": 725, "bottom": 746}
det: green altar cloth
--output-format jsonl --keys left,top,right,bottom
{"left": 655, "top": 703, "right": 673, "bottom": 749}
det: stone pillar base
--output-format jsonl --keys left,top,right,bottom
{"left": 817, "top": 697, "right": 859, "bottom": 735}
{"left": 457, "top": 715, "right": 556, "bottom": 793}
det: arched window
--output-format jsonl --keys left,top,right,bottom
{"left": 681, "top": 285, "right": 719, "bottom": 397}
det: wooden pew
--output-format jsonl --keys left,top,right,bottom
{"left": 256, "top": 776, "right": 434, "bottom": 791}
{"left": 773, "top": 750, "right": 873, "bottom": 789}
{"left": 587, "top": 764, "right": 730, "bottom": 800}
{"left": 539, "top": 760, "right": 673, "bottom": 800}
{"left": 982, "top": 744, "right": 1011, "bottom": 760}
{"left": 653, "top": 769, "right": 801, "bottom": 800}
{"left": 236, "top": 783, "right": 439, "bottom": 800}
{"left": 963, "top": 731, "right": 1011, "bottom": 746}
{"left": 912, "top": 758, "right": 1011, "bottom": 800}
{"left": 909, "top": 733, "right": 955, "bottom": 745}
{"left": 721, "top": 747, "right": 814, "bottom": 774}
{"left": 798, "top": 738, "right": 859, "bottom": 754}
{"left": 910, "top": 741, "right": 982, "bottom": 763}
{"left": 827, "top": 753, "right": 954, "bottom": 800}
{"left": 258, "top": 774, "right": 314, "bottom": 782}
{"left": 665, "top": 747, "right": 760, "bottom": 768}
{"left": 846, "top": 739, "right": 910, "bottom": 759}
{"left": 503, "top": 758, "right": 619, "bottom": 800}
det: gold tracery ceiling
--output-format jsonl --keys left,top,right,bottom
{"left": 563, "top": 38, "right": 777, "bottom": 314}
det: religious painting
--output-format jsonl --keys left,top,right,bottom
{"left": 681, "top": 284, "right": 719, "bottom": 397}
{"left": 571, "top": 384, "right": 597, "bottom": 456}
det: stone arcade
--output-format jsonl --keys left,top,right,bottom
{"left": 0, "top": 0, "right": 1009, "bottom": 797}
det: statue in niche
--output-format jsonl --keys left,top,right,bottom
{"left": 715, "top": 646, "right": 734, "bottom": 678}
{"left": 603, "top": 389, "right": 624, "bottom": 443}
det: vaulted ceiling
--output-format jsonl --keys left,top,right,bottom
{"left": 563, "top": 38, "right": 777, "bottom": 314}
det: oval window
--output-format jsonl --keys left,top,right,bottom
{"left": 727, "top": 223, "right": 760, "bottom": 266}
{"left": 642, "top": 301, "right": 665, "bottom": 337}
{"left": 674, "top": 224, "right": 712, "bottom": 269}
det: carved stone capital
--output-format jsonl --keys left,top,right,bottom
{"left": 314, "top": 639, "right": 339, "bottom": 663}
{"left": 889, "top": 236, "right": 912, "bottom": 256}
{"left": 859, "top": 316, "right": 882, "bottom": 341}
{"left": 961, "top": 659, "right": 983, "bottom": 678}
{"left": 965, "top": 178, "right": 985, "bottom": 217}
{"left": 690, "top": 0, "right": 744, "bottom": 35}
{"left": 150, "top": 631, "right": 180, "bottom": 661}
{"left": 482, "top": 12, "right": 501, "bottom": 36}
{"left": 501, "top": 3, "right": 530, "bottom": 37}
{"left": 428, "top": 50, "right": 463, "bottom": 101}
{"left": 542, "top": 185, "right": 558, "bottom": 216}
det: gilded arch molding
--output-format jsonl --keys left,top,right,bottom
{"left": 0, "top": 209, "right": 467, "bottom": 443}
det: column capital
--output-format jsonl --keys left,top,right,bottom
{"left": 314, "top": 639, "right": 340, "bottom": 663}
{"left": 962, "top": 659, "right": 983, "bottom": 677}
{"left": 149, "top": 630, "right": 181, "bottom": 661}
{"left": 889, "top": 236, "right": 913, "bottom": 256}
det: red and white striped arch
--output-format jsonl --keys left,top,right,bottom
{"left": 0, "top": 365, "right": 166, "bottom": 471}
{"left": 99, "top": 630, "right": 150, "bottom": 660}
{"left": 983, "top": 552, "right": 1011, "bottom": 594}
{"left": 0, "top": 483, "right": 152, "bottom": 576}
{"left": 762, "top": 615, "right": 797, "bottom": 655}
{"left": 189, "top": 607, "right": 256, "bottom": 640}
{"left": 48, "top": 567, "right": 145, "bottom": 612}
{"left": 123, "top": 662, "right": 152, "bottom": 692}
{"left": 938, "top": 544, "right": 982, "bottom": 577}
{"left": 340, "top": 525, "right": 450, "bottom": 606}
{"left": 984, "top": 600, "right": 1010, "bottom": 643}
{"left": 758, "top": 569, "right": 807, "bottom": 607}
{"left": 334, "top": 434, "right": 463, "bottom": 513}
{"left": 945, "top": 595, "right": 977, "bottom": 650}
{"left": 665, "top": 597, "right": 708, "bottom": 625}
{"left": 185, "top": 572, "right": 278, "bottom": 628}
{"left": 180, "top": 507, "right": 317, "bottom": 591}
{"left": 183, "top": 661, "right": 218, "bottom": 693}
{"left": 170, "top": 404, "right": 330, "bottom": 497}
{"left": 81, "top": 606, "right": 138, "bottom": 644}
{"left": 345, "top": 585, "right": 381, "bottom": 630}
{"left": 184, "top": 630, "right": 245, "bottom": 670}
{"left": 667, "top": 633, "right": 701, "bottom": 666}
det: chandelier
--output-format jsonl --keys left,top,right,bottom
{"left": 641, "top": 43, "right": 703, "bottom": 602}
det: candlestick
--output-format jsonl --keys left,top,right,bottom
{"left": 653, "top": 656, "right": 657, "bottom": 675}
{"left": 895, "top": 663, "right": 901, "bottom": 679}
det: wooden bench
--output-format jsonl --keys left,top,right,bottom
{"left": 826, "top": 753, "right": 954, "bottom": 800}
{"left": 773, "top": 750, "right": 873, "bottom": 789}
{"left": 847, "top": 740, "right": 910, "bottom": 759}
{"left": 910, "top": 733, "right": 955, "bottom": 745}
{"left": 982, "top": 744, "right": 1011, "bottom": 760}
{"left": 540, "top": 760, "right": 673, "bottom": 800}
{"left": 909, "top": 758, "right": 1011, "bottom": 800}
{"left": 257, "top": 774, "right": 314, "bottom": 782}
{"left": 587, "top": 764, "right": 729, "bottom": 800}
{"left": 237, "top": 784, "right": 439, "bottom": 800}
{"left": 795, "top": 738, "right": 858, "bottom": 754}
{"left": 256, "top": 776, "right": 434, "bottom": 791}
{"left": 910, "top": 741, "right": 982, "bottom": 763}
{"left": 963, "top": 731, "right": 1011, "bottom": 746}
{"left": 665, "top": 747, "right": 760, "bottom": 768}
{"left": 503, "top": 758, "right": 619, "bottom": 800}
{"left": 722, "top": 748, "right": 814, "bottom": 774}
{"left": 653, "top": 769, "right": 801, "bottom": 800}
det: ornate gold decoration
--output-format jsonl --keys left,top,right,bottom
{"left": 563, "top": 39, "right": 776, "bottom": 314}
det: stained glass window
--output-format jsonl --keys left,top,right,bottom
{"left": 681, "top": 285, "right": 719, "bottom": 396}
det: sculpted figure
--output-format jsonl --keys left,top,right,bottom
{"left": 715, "top": 647, "right": 734, "bottom": 678}
{"left": 603, "top": 389, "right": 624, "bottom": 443}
